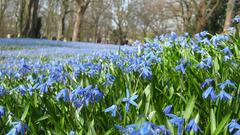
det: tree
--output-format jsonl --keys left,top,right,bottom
{"left": 22, "top": 0, "right": 41, "bottom": 38}
{"left": 88, "top": 0, "right": 110, "bottom": 41}
{"left": 57, "top": 0, "right": 70, "bottom": 40}
{"left": 195, "top": 0, "right": 221, "bottom": 33}
{"left": 0, "top": 0, "right": 9, "bottom": 36}
{"left": 72, "top": 0, "right": 91, "bottom": 41}
{"left": 223, "top": 0, "right": 235, "bottom": 32}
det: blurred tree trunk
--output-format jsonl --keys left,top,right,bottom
{"left": 223, "top": 0, "right": 235, "bottom": 32}
{"left": 19, "top": 0, "right": 26, "bottom": 36}
{"left": 22, "top": 0, "right": 41, "bottom": 38}
{"left": 72, "top": 0, "right": 91, "bottom": 41}
{"left": 57, "top": 0, "right": 69, "bottom": 40}
{"left": 0, "top": 0, "right": 8, "bottom": 36}
{"left": 195, "top": 0, "right": 220, "bottom": 33}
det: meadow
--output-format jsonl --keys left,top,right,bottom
{"left": 0, "top": 17, "right": 240, "bottom": 135}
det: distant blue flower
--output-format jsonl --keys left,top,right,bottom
{"left": 115, "top": 124, "right": 137, "bottom": 133}
{"left": 6, "top": 121, "right": 28, "bottom": 135}
{"left": 186, "top": 119, "right": 201, "bottom": 133}
{"left": 227, "top": 119, "right": 240, "bottom": 133}
{"left": 163, "top": 105, "right": 173, "bottom": 115}
{"left": 140, "top": 66, "right": 152, "bottom": 79}
{"left": 176, "top": 64, "right": 186, "bottom": 74}
{"left": 196, "top": 49, "right": 206, "bottom": 55}
{"left": 122, "top": 89, "right": 138, "bottom": 112}
{"left": 139, "top": 122, "right": 154, "bottom": 134}
{"left": 219, "top": 80, "right": 236, "bottom": 90}
{"left": 218, "top": 90, "right": 232, "bottom": 101}
{"left": 104, "top": 73, "right": 115, "bottom": 86}
{"left": 37, "top": 81, "right": 53, "bottom": 93}
{"left": 222, "top": 47, "right": 232, "bottom": 56}
{"left": 115, "top": 121, "right": 170, "bottom": 135}
{"left": 202, "top": 86, "right": 217, "bottom": 101}
{"left": 56, "top": 89, "right": 70, "bottom": 102}
{"left": 104, "top": 105, "right": 117, "bottom": 117}
{"left": 27, "top": 83, "right": 39, "bottom": 96}
{"left": 69, "top": 131, "right": 76, "bottom": 135}
{"left": 15, "top": 85, "right": 27, "bottom": 96}
{"left": 0, "top": 106, "right": 5, "bottom": 119}
{"left": 70, "top": 85, "right": 104, "bottom": 108}
{"left": 211, "top": 35, "right": 229, "bottom": 46}
{"left": 233, "top": 15, "right": 240, "bottom": 23}
{"left": 202, "top": 57, "right": 213, "bottom": 68}
{"left": 201, "top": 78, "right": 214, "bottom": 88}
{"left": 195, "top": 31, "right": 208, "bottom": 40}
{"left": 0, "top": 85, "right": 7, "bottom": 96}
{"left": 154, "top": 125, "right": 172, "bottom": 135}
{"left": 169, "top": 115, "right": 184, "bottom": 135}
{"left": 234, "top": 130, "right": 240, "bottom": 135}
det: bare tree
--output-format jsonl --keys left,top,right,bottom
{"left": 72, "top": 0, "right": 91, "bottom": 41}
{"left": 0, "top": 0, "right": 9, "bottom": 36}
{"left": 223, "top": 0, "right": 235, "bottom": 32}
{"left": 195, "top": 0, "right": 221, "bottom": 33}
{"left": 57, "top": 0, "right": 70, "bottom": 40}
{"left": 22, "top": 0, "right": 41, "bottom": 38}
{"left": 89, "top": 0, "right": 110, "bottom": 41}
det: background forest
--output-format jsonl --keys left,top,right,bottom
{"left": 0, "top": 0, "right": 240, "bottom": 44}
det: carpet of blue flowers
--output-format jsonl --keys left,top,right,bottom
{"left": 0, "top": 16, "right": 240, "bottom": 135}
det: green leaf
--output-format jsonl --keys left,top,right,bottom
{"left": 211, "top": 109, "right": 216, "bottom": 134}
{"left": 183, "top": 96, "right": 196, "bottom": 121}
{"left": 213, "top": 113, "right": 232, "bottom": 135}
{"left": 35, "top": 115, "right": 51, "bottom": 123}
{"left": 21, "top": 102, "right": 30, "bottom": 121}
{"left": 104, "top": 128, "right": 115, "bottom": 135}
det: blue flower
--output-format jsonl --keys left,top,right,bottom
{"left": 15, "top": 85, "right": 27, "bottom": 96}
{"left": 56, "top": 89, "right": 70, "bottom": 102}
{"left": 163, "top": 105, "right": 173, "bottom": 115}
{"left": 140, "top": 66, "right": 152, "bottom": 79}
{"left": 202, "top": 86, "right": 217, "bottom": 101}
{"left": 211, "top": 35, "right": 229, "bottom": 46}
{"left": 122, "top": 89, "right": 138, "bottom": 112}
{"left": 115, "top": 124, "right": 137, "bottom": 134}
{"left": 69, "top": 131, "right": 76, "bottom": 135}
{"left": 202, "top": 57, "right": 213, "bottom": 68}
{"left": 186, "top": 119, "right": 201, "bottom": 133}
{"left": 154, "top": 125, "right": 172, "bottom": 135}
{"left": 0, "top": 106, "right": 5, "bottom": 119}
{"left": 233, "top": 15, "right": 240, "bottom": 23}
{"left": 176, "top": 64, "right": 186, "bottom": 74}
{"left": 219, "top": 80, "right": 236, "bottom": 90}
{"left": 104, "top": 105, "right": 117, "bottom": 117}
{"left": 0, "top": 85, "right": 7, "bottom": 96}
{"left": 139, "top": 122, "right": 154, "bottom": 134}
{"left": 201, "top": 78, "right": 214, "bottom": 89}
{"left": 222, "top": 47, "right": 232, "bottom": 56}
{"left": 195, "top": 31, "right": 208, "bottom": 40}
{"left": 6, "top": 121, "right": 28, "bottom": 135}
{"left": 104, "top": 73, "right": 116, "bottom": 86}
{"left": 227, "top": 119, "right": 240, "bottom": 133}
{"left": 37, "top": 81, "right": 53, "bottom": 93}
{"left": 70, "top": 85, "right": 104, "bottom": 108}
{"left": 218, "top": 90, "right": 232, "bottom": 101}
{"left": 169, "top": 115, "right": 184, "bottom": 135}
{"left": 27, "top": 83, "right": 39, "bottom": 96}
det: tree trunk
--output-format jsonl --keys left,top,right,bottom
{"left": 72, "top": 10, "right": 82, "bottom": 41}
{"left": 223, "top": 0, "right": 235, "bottom": 32}
{"left": 57, "top": 0, "right": 68, "bottom": 40}
{"left": 72, "top": 0, "right": 90, "bottom": 41}
{"left": 195, "top": 0, "right": 207, "bottom": 33}
{"left": 22, "top": 0, "right": 41, "bottom": 38}
{"left": 19, "top": 0, "right": 26, "bottom": 36}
